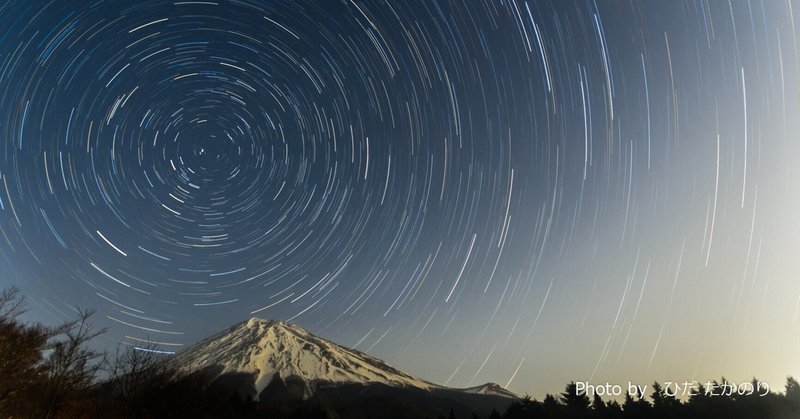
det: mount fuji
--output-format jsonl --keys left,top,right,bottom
{"left": 172, "top": 317, "right": 518, "bottom": 412}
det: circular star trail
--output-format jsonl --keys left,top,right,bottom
{"left": 1, "top": 0, "right": 798, "bottom": 397}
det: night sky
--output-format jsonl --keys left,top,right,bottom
{"left": 1, "top": 0, "right": 799, "bottom": 398}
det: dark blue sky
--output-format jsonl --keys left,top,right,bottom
{"left": 1, "top": 0, "right": 798, "bottom": 398}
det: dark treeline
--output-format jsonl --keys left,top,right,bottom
{"left": 1, "top": 287, "right": 798, "bottom": 419}
{"left": 496, "top": 378, "right": 800, "bottom": 419}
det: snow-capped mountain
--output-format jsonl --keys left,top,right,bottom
{"left": 459, "top": 383, "right": 519, "bottom": 398}
{"left": 173, "top": 318, "right": 439, "bottom": 398}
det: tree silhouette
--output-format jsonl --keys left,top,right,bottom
{"left": 621, "top": 392, "right": 651, "bottom": 419}
{"left": 604, "top": 400, "right": 623, "bottom": 418}
{"left": 503, "top": 394, "right": 543, "bottom": 418}
{"left": 786, "top": 376, "right": 800, "bottom": 401}
{"left": 560, "top": 381, "right": 590, "bottom": 410}
{"left": 649, "top": 382, "right": 680, "bottom": 418}
{"left": 40, "top": 309, "right": 106, "bottom": 418}
{"left": 0, "top": 288, "right": 55, "bottom": 416}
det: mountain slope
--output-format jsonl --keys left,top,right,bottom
{"left": 458, "top": 382, "right": 520, "bottom": 398}
{"left": 173, "top": 318, "right": 439, "bottom": 398}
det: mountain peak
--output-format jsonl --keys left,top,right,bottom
{"left": 244, "top": 317, "right": 307, "bottom": 331}
{"left": 175, "top": 319, "right": 518, "bottom": 403}
{"left": 244, "top": 317, "right": 286, "bottom": 329}
{"left": 175, "top": 318, "right": 437, "bottom": 398}
{"left": 245, "top": 316, "right": 267, "bottom": 328}
{"left": 460, "top": 382, "right": 519, "bottom": 398}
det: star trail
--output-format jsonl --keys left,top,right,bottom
{"left": 1, "top": 0, "right": 799, "bottom": 398}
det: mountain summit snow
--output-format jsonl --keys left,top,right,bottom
{"left": 174, "top": 318, "right": 438, "bottom": 398}
{"left": 173, "top": 317, "right": 516, "bottom": 401}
